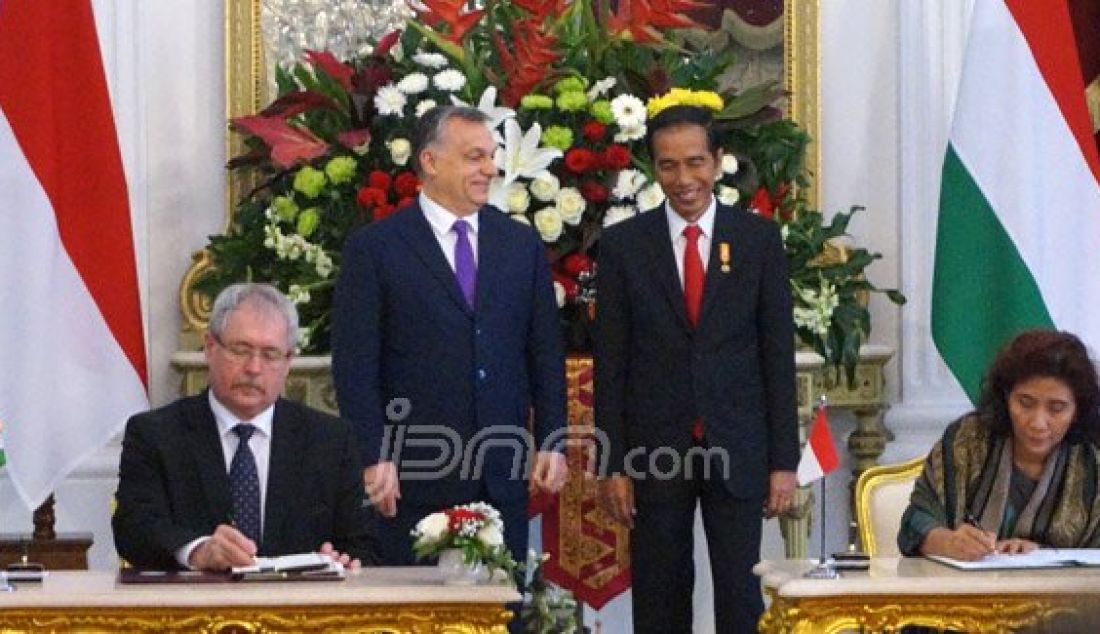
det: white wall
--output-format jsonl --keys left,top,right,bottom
{"left": 0, "top": 1, "right": 982, "bottom": 629}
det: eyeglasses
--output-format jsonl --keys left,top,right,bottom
{"left": 213, "top": 336, "right": 291, "bottom": 366}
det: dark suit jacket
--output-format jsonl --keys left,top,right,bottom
{"left": 595, "top": 204, "right": 799, "bottom": 497}
{"left": 112, "top": 393, "right": 377, "bottom": 570}
{"left": 332, "top": 203, "right": 566, "bottom": 506}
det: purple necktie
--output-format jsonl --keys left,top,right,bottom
{"left": 453, "top": 219, "right": 476, "bottom": 309}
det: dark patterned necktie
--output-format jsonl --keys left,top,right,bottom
{"left": 229, "top": 424, "right": 262, "bottom": 544}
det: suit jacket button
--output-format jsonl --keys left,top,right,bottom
{"left": 477, "top": 369, "right": 487, "bottom": 380}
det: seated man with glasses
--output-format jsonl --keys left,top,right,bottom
{"left": 113, "top": 283, "right": 378, "bottom": 571}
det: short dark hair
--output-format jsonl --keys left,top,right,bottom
{"left": 411, "top": 105, "right": 491, "bottom": 176}
{"left": 977, "top": 329, "right": 1100, "bottom": 442}
{"left": 645, "top": 105, "right": 722, "bottom": 158}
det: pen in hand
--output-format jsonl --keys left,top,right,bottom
{"left": 964, "top": 512, "right": 997, "bottom": 554}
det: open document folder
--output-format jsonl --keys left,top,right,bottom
{"left": 927, "top": 549, "right": 1100, "bottom": 570}
{"left": 119, "top": 553, "right": 345, "bottom": 584}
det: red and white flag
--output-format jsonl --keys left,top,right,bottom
{"left": 796, "top": 405, "right": 839, "bottom": 486}
{"left": 0, "top": 0, "right": 148, "bottom": 510}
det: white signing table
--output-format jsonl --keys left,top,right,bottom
{"left": 0, "top": 567, "right": 520, "bottom": 632}
{"left": 755, "top": 558, "right": 1100, "bottom": 633}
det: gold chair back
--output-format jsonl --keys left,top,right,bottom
{"left": 854, "top": 456, "right": 925, "bottom": 557}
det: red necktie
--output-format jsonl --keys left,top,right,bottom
{"left": 683, "top": 225, "right": 705, "bottom": 441}
{"left": 683, "top": 225, "right": 704, "bottom": 327}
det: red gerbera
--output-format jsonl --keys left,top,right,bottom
{"left": 367, "top": 170, "right": 391, "bottom": 191}
{"left": 394, "top": 171, "right": 421, "bottom": 198}
{"left": 357, "top": 186, "right": 388, "bottom": 209}
{"left": 603, "top": 144, "right": 632, "bottom": 170}
{"left": 564, "top": 148, "right": 598, "bottom": 174}
{"left": 582, "top": 121, "right": 607, "bottom": 142}
{"left": 580, "top": 180, "right": 609, "bottom": 204}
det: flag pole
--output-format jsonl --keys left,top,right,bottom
{"left": 804, "top": 396, "right": 838, "bottom": 579}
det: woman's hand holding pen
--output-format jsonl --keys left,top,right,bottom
{"left": 920, "top": 515, "right": 998, "bottom": 561}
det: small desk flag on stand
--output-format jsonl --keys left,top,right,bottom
{"left": 797, "top": 403, "right": 839, "bottom": 486}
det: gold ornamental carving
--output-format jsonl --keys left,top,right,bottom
{"left": 760, "top": 591, "right": 1086, "bottom": 634}
{"left": 0, "top": 605, "right": 511, "bottom": 633}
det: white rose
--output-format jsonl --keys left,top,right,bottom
{"left": 415, "top": 512, "right": 450, "bottom": 542}
{"left": 533, "top": 207, "right": 564, "bottom": 242}
{"left": 476, "top": 523, "right": 504, "bottom": 548}
{"left": 529, "top": 172, "right": 560, "bottom": 202}
{"left": 553, "top": 280, "right": 566, "bottom": 307}
{"left": 636, "top": 182, "right": 666, "bottom": 211}
{"left": 556, "top": 187, "right": 586, "bottom": 226}
{"left": 506, "top": 183, "right": 531, "bottom": 213}
{"left": 717, "top": 185, "right": 741, "bottom": 206}
{"left": 722, "top": 154, "right": 739, "bottom": 175}
{"left": 387, "top": 138, "right": 412, "bottom": 166}
{"left": 603, "top": 204, "right": 637, "bottom": 227}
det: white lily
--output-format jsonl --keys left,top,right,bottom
{"left": 451, "top": 86, "right": 515, "bottom": 141}
{"left": 495, "top": 119, "right": 562, "bottom": 187}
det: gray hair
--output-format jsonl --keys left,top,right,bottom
{"left": 411, "top": 105, "right": 491, "bottom": 176}
{"left": 208, "top": 283, "right": 299, "bottom": 352}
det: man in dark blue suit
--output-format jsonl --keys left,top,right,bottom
{"left": 595, "top": 105, "right": 799, "bottom": 632}
{"left": 332, "top": 106, "right": 567, "bottom": 569}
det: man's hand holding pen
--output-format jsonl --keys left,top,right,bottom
{"left": 188, "top": 524, "right": 258, "bottom": 570}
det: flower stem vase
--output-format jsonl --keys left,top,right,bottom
{"left": 437, "top": 548, "right": 486, "bottom": 585}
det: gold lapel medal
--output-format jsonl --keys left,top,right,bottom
{"left": 719, "top": 242, "right": 731, "bottom": 273}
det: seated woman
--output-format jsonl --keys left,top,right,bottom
{"left": 898, "top": 329, "right": 1100, "bottom": 560}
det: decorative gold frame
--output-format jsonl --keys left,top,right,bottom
{"left": 177, "top": 0, "right": 820, "bottom": 342}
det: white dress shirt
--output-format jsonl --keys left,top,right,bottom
{"left": 174, "top": 392, "right": 275, "bottom": 568}
{"left": 419, "top": 191, "right": 480, "bottom": 270}
{"left": 665, "top": 198, "right": 717, "bottom": 288}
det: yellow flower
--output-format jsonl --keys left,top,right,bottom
{"left": 646, "top": 88, "right": 725, "bottom": 118}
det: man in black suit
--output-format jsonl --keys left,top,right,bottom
{"left": 332, "top": 106, "right": 567, "bottom": 568}
{"left": 113, "top": 283, "right": 375, "bottom": 571}
{"left": 595, "top": 105, "right": 799, "bottom": 632}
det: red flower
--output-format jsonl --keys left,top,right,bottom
{"left": 553, "top": 272, "right": 579, "bottom": 302}
{"left": 564, "top": 148, "right": 598, "bottom": 174}
{"left": 603, "top": 144, "right": 632, "bottom": 170}
{"left": 397, "top": 196, "right": 417, "bottom": 209}
{"left": 303, "top": 50, "right": 354, "bottom": 92}
{"left": 582, "top": 121, "right": 607, "bottom": 142}
{"left": 367, "top": 170, "right": 392, "bottom": 191}
{"left": 580, "top": 180, "right": 609, "bottom": 204}
{"left": 373, "top": 203, "right": 397, "bottom": 221}
{"left": 445, "top": 508, "right": 486, "bottom": 531}
{"left": 394, "top": 171, "right": 421, "bottom": 198}
{"left": 357, "top": 186, "right": 388, "bottom": 209}
{"left": 750, "top": 183, "right": 792, "bottom": 221}
{"left": 373, "top": 30, "right": 402, "bottom": 59}
{"left": 561, "top": 252, "right": 594, "bottom": 277}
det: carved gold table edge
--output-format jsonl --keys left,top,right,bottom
{"left": 0, "top": 603, "right": 512, "bottom": 633}
{"left": 759, "top": 588, "right": 1085, "bottom": 634}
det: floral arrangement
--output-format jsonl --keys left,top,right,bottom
{"left": 411, "top": 501, "right": 517, "bottom": 577}
{"left": 194, "top": 0, "right": 903, "bottom": 380}
{"left": 521, "top": 551, "right": 581, "bottom": 633}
